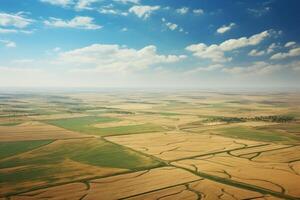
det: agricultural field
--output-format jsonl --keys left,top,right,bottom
{"left": 0, "top": 91, "right": 300, "bottom": 199}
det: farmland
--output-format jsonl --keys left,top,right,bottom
{"left": 0, "top": 91, "right": 300, "bottom": 199}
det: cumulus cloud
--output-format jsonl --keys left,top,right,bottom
{"left": 75, "top": 0, "right": 98, "bottom": 10}
{"left": 40, "top": 0, "right": 74, "bottom": 7}
{"left": 270, "top": 47, "right": 300, "bottom": 60}
{"left": 248, "top": 43, "right": 278, "bottom": 56}
{"left": 44, "top": 16, "right": 102, "bottom": 29}
{"left": 161, "top": 18, "right": 177, "bottom": 31}
{"left": 284, "top": 41, "right": 296, "bottom": 48}
{"left": 0, "top": 12, "right": 33, "bottom": 28}
{"left": 248, "top": 49, "right": 265, "bottom": 56}
{"left": 129, "top": 5, "right": 160, "bottom": 19}
{"left": 0, "top": 39, "right": 16, "bottom": 48}
{"left": 193, "top": 9, "right": 204, "bottom": 15}
{"left": 186, "top": 30, "right": 271, "bottom": 62}
{"left": 57, "top": 44, "right": 186, "bottom": 72}
{"left": 176, "top": 7, "right": 189, "bottom": 15}
{"left": 99, "top": 8, "right": 128, "bottom": 16}
{"left": 216, "top": 23, "right": 235, "bottom": 34}
{"left": 166, "top": 22, "right": 178, "bottom": 31}
{"left": 161, "top": 18, "right": 185, "bottom": 33}
{"left": 267, "top": 43, "right": 278, "bottom": 54}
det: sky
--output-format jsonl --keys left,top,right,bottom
{"left": 0, "top": 0, "right": 300, "bottom": 89}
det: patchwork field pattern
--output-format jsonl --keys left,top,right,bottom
{"left": 0, "top": 91, "right": 299, "bottom": 199}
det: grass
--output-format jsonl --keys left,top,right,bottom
{"left": 46, "top": 116, "right": 120, "bottom": 135}
{"left": 215, "top": 126, "right": 295, "bottom": 142}
{"left": 259, "top": 123, "right": 300, "bottom": 134}
{"left": 46, "top": 116, "right": 165, "bottom": 136}
{"left": 0, "top": 139, "right": 162, "bottom": 190}
{"left": 0, "top": 140, "right": 53, "bottom": 160}
{"left": 0, "top": 139, "right": 162, "bottom": 169}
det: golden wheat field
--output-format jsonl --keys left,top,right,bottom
{"left": 0, "top": 91, "right": 300, "bottom": 200}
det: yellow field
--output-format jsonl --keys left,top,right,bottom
{"left": 0, "top": 121, "right": 89, "bottom": 141}
{"left": 106, "top": 131, "right": 263, "bottom": 161}
{"left": 1, "top": 91, "right": 299, "bottom": 199}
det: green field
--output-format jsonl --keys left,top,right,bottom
{"left": 259, "top": 123, "right": 300, "bottom": 134}
{"left": 0, "top": 122, "right": 22, "bottom": 126}
{"left": 46, "top": 116, "right": 165, "bottom": 136}
{"left": 215, "top": 126, "right": 296, "bottom": 142}
{"left": 0, "top": 140, "right": 53, "bottom": 160}
{"left": 46, "top": 116, "right": 120, "bottom": 135}
{"left": 0, "top": 139, "right": 161, "bottom": 170}
{"left": 0, "top": 138, "right": 162, "bottom": 187}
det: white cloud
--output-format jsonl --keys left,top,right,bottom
{"left": 248, "top": 49, "right": 265, "bottom": 56}
{"left": 285, "top": 41, "right": 296, "bottom": 48}
{"left": 44, "top": 16, "right": 102, "bottom": 29}
{"left": 186, "top": 30, "right": 271, "bottom": 62}
{"left": 58, "top": 44, "right": 186, "bottom": 72}
{"left": 223, "top": 61, "right": 283, "bottom": 75}
{"left": 99, "top": 8, "right": 128, "bottom": 16}
{"left": 271, "top": 47, "right": 300, "bottom": 60}
{"left": 40, "top": 0, "right": 74, "bottom": 7}
{"left": 0, "top": 12, "right": 33, "bottom": 28}
{"left": 0, "top": 28, "right": 18, "bottom": 33}
{"left": 129, "top": 5, "right": 160, "bottom": 19}
{"left": 0, "top": 27, "right": 34, "bottom": 34}
{"left": 161, "top": 18, "right": 185, "bottom": 33}
{"left": 75, "top": 0, "right": 98, "bottom": 10}
{"left": 176, "top": 7, "right": 189, "bottom": 15}
{"left": 248, "top": 43, "right": 278, "bottom": 56}
{"left": 121, "top": 27, "right": 128, "bottom": 32}
{"left": 193, "top": 9, "right": 204, "bottom": 15}
{"left": 267, "top": 43, "right": 277, "bottom": 54}
{"left": 216, "top": 23, "right": 235, "bottom": 34}
{"left": 0, "top": 40, "right": 16, "bottom": 48}
{"left": 113, "top": 0, "right": 139, "bottom": 4}
{"left": 166, "top": 22, "right": 178, "bottom": 31}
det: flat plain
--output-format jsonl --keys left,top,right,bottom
{"left": 0, "top": 91, "right": 299, "bottom": 199}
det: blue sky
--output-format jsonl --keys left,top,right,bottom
{"left": 0, "top": 0, "right": 300, "bottom": 88}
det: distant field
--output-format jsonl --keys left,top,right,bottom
{"left": 46, "top": 116, "right": 119, "bottom": 135}
{"left": 259, "top": 123, "right": 300, "bottom": 134}
{"left": 0, "top": 122, "right": 87, "bottom": 141}
{"left": 97, "top": 123, "right": 167, "bottom": 136}
{"left": 214, "top": 126, "right": 296, "bottom": 142}
{"left": 46, "top": 116, "right": 166, "bottom": 136}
